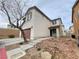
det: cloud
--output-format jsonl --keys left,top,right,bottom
{"left": 0, "top": 15, "right": 9, "bottom": 23}
{"left": 34, "top": 0, "right": 76, "bottom": 29}
{"left": 0, "top": 0, "right": 76, "bottom": 29}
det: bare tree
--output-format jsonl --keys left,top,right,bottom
{"left": 0, "top": 0, "right": 29, "bottom": 42}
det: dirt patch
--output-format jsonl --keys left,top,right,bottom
{"left": 20, "top": 38, "right": 79, "bottom": 59}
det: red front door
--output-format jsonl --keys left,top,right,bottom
{"left": 23, "top": 28, "right": 31, "bottom": 40}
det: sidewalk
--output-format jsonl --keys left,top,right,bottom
{"left": 0, "top": 38, "right": 24, "bottom": 46}
{"left": 7, "top": 37, "right": 53, "bottom": 59}
{"left": 20, "top": 37, "right": 53, "bottom": 51}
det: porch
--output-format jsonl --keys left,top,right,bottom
{"left": 49, "top": 25, "right": 61, "bottom": 38}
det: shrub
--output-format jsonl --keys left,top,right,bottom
{"left": 19, "top": 42, "right": 24, "bottom": 45}
{"left": 37, "top": 48, "right": 41, "bottom": 51}
{"left": 8, "top": 35, "right": 15, "bottom": 38}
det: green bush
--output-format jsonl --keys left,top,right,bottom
{"left": 19, "top": 42, "right": 24, "bottom": 45}
{"left": 8, "top": 35, "right": 15, "bottom": 38}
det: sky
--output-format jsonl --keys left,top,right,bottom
{"left": 34, "top": 0, "right": 76, "bottom": 30}
{"left": 0, "top": 0, "right": 76, "bottom": 29}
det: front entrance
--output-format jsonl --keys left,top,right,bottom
{"left": 50, "top": 28, "right": 56, "bottom": 37}
{"left": 23, "top": 28, "right": 31, "bottom": 40}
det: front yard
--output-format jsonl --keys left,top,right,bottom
{"left": 20, "top": 38, "right": 79, "bottom": 59}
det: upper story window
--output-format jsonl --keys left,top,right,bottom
{"left": 52, "top": 20, "right": 57, "bottom": 25}
{"left": 27, "top": 11, "right": 32, "bottom": 21}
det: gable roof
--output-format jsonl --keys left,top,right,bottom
{"left": 72, "top": 0, "right": 79, "bottom": 9}
{"left": 72, "top": 0, "right": 79, "bottom": 23}
{"left": 69, "top": 25, "right": 73, "bottom": 30}
{"left": 51, "top": 18, "right": 63, "bottom": 24}
{"left": 25, "top": 6, "right": 51, "bottom": 22}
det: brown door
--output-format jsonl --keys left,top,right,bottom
{"left": 23, "top": 28, "right": 31, "bottom": 40}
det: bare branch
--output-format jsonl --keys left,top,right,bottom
{"left": 0, "top": 0, "right": 28, "bottom": 29}
{"left": 14, "top": 0, "right": 22, "bottom": 17}
{"left": 10, "top": 8, "right": 18, "bottom": 20}
{"left": 20, "top": 17, "right": 26, "bottom": 28}
{"left": 1, "top": 1, "right": 17, "bottom": 28}
{"left": 0, "top": 0, "right": 30, "bottom": 41}
{"left": 0, "top": 8, "right": 6, "bottom": 15}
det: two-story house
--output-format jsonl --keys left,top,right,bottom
{"left": 49, "top": 18, "right": 65, "bottom": 37}
{"left": 69, "top": 25, "right": 75, "bottom": 38}
{"left": 72, "top": 0, "right": 79, "bottom": 39}
{"left": 22, "top": 6, "right": 65, "bottom": 40}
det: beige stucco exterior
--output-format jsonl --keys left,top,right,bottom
{"left": 72, "top": 0, "right": 79, "bottom": 38}
{"left": 22, "top": 6, "right": 65, "bottom": 40}
{"left": 22, "top": 9, "right": 35, "bottom": 40}
{"left": 69, "top": 26, "right": 75, "bottom": 35}
{"left": 33, "top": 9, "right": 52, "bottom": 39}
{"left": 22, "top": 8, "right": 52, "bottom": 40}
{"left": 50, "top": 19, "right": 65, "bottom": 37}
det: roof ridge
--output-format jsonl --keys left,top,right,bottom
{"left": 25, "top": 6, "right": 51, "bottom": 22}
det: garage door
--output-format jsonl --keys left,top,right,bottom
{"left": 23, "top": 28, "right": 31, "bottom": 40}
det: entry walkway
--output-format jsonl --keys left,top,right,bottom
{"left": 6, "top": 37, "right": 52, "bottom": 59}
{"left": 20, "top": 37, "right": 52, "bottom": 51}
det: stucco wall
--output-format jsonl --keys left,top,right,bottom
{"left": 73, "top": 2, "right": 79, "bottom": 38}
{"left": 22, "top": 9, "right": 35, "bottom": 40}
{"left": 60, "top": 25, "right": 65, "bottom": 36}
{"left": 22, "top": 9, "right": 34, "bottom": 29}
{"left": 33, "top": 9, "right": 52, "bottom": 38}
{"left": 69, "top": 26, "right": 75, "bottom": 35}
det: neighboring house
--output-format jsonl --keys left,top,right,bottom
{"left": 22, "top": 6, "right": 65, "bottom": 40}
{"left": 0, "top": 28, "right": 20, "bottom": 39}
{"left": 49, "top": 18, "right": 65, "bottom": 37}
{"left": 69, "top": 25, "right": 75, "bottom": 37}
{"left": 72, "top": 0, "right": 79, "bottom": 39}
